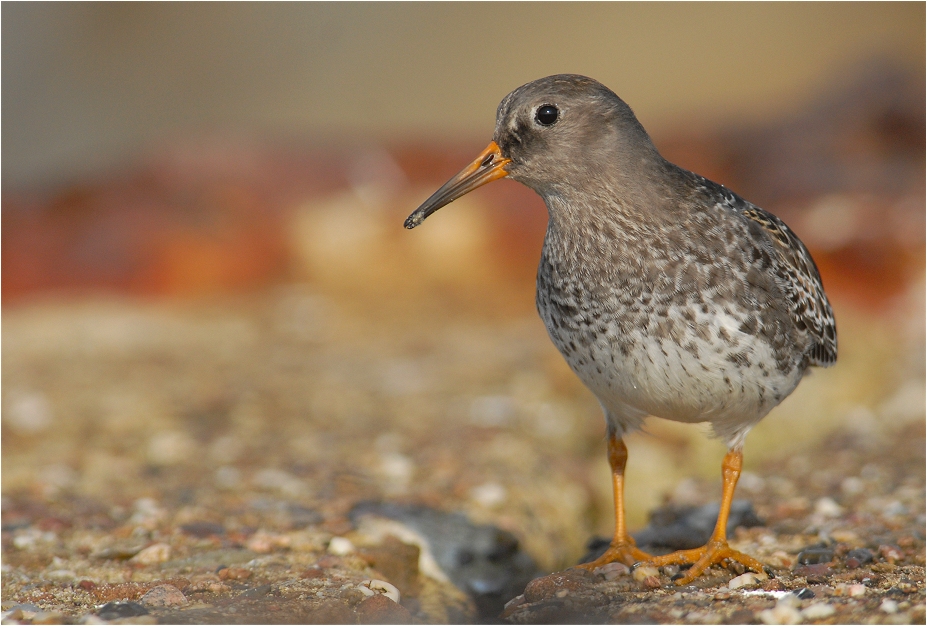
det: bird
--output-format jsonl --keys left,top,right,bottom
{"left": 403, "top": 74, "right": 836, "bottom": 586}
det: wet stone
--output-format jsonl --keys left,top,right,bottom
{"left": 795, "top": 587, "right": 815, "bottom": 599}
{"left": 95, "top": 601, "right": 149, "bottom": 620}
{"left": 845, "top": 547, "right": 874, "bottom": 568}
{"left": 139, "top": 584, "right": 188, "bottom": 607}
{"left": 523, "top": 568, "right": 595, "bottom": 603}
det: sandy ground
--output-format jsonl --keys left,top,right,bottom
{"left": 2, "top": 278, "right": 924, "bottom": 624}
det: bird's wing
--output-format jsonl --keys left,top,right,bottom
{"left": 738, "top": 204, "right": 837, "bottom": 367}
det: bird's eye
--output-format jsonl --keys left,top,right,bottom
{"left": 535, "top": 104, "right": 559, "bottom": 126}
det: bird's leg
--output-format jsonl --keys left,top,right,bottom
{"left": 648, "top": 449, "right": 766, "bottom": 585}
{"left": 578, "top": 433, "right": 652, "bottom": 570}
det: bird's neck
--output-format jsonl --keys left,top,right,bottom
{"left": 541, "top": 154, "right": 681, "bottom": 237}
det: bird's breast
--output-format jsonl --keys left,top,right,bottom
{"left": 535, "top": 240, "right": 804, "bottom": 435}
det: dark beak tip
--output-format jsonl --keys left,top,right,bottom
{"left": 403, "top": 213, "right": 422, "bottom": 229}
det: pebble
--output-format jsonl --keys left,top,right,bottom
{"left": 813, "top": 497, "right": 844, "bottom": 518}
{"left": 844, "top": 547, "right": 874, "bottom": 568}
{"left": 880, "top": 599, "right": 899, "bottom": 614}
{"left": 593, "top": 562, "right": 629, "bottom": 580}
{"left": 523, "top": 570, "right": 593, "bottom": 603}
{"left": 834, "top": 583, "right": 866, "bottom": 597}
{"left": 642, "top": 575, "right": 662, "bottom": 589}
{"left": 358, "top": 579, "right": 401, "bottom": 604}
{"left": 95, "top": 601, "right": 149, "bottom": 621}
{"left": 728, "top": 572, "right": 767, "bottom": 589}
{"left": 878, "top": 544, "right": 904, "bottom": 563}
{"left": 660, "top": 564, "right": 679, "bottom": 578}
{"left": 327, "top": 536, "right": 356, "bottom": 555}
{"left": 139, "top": 584, "right": 187, "bottom": 607}
{"left": 130, "top": 543, "right": 171, "bottom": 564}
{"left": 801, "top": 603, "right": 836, "bottom": 620}
{"left": 631, "top": 565, "right": 659, "bottom": 582}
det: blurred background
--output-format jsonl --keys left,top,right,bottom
{"left": 3, "top": 3, "right": 924, "bottom": 572}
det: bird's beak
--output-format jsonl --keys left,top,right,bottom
{"left": 404, "top": 141, "right": 512, "bottom": 229}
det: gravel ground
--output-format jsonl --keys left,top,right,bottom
{"left": 1, "top": 279, "right": 923, "bottom": 624}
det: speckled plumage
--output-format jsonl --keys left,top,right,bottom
{"left": 490, "top": 75, "right": 837, "bottom": 449}
{"left": 405, "top": 74, "right": 837, "bottom": 581}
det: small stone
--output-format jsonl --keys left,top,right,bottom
{"left": 801, "top": 603, "right": 836, "bottom": 620}
{"left": 642, "top": 575, "right": 661, "bottom": 589}
{"left": 660, "top": 564, "right": 679, "bottom": 578}
{"left": 217, "top": 566, "right": 252, "bottom": 580}
{"left": 130, "top": 543, "right": 171, "bottom": 565}
{"left": 593, "top": 562, "right": 630, "bottom": 580}
{"left": 713, "top": 591, "right": 731, "bottom": 601}
{"left": 631, "top": 565, "right": 659, "bottom": 582}
{"left": 78, "top": 580, "right": 96, "bottom": 590}
{"left": 793, "top": 562, "right": 833, "bottom": 582}
{"left": 834, "top": 583, "right": 866, "bottom": 597}
{"left": 896, "top": 580, "right": 917, "bottom": 594}
{"left": 523, "top": 569, "right": 594, "bottom": 603}
{"left": 729, "top": 572, "right": 766, "bottom": 589}
{"left": 139, "top": 584, "right": 187, "bottom": 608}
{"left": 761, "top": 578, "right": 785, "bottom": 592}
{"left": 795, "top": 587, "right": 815, "bottom": 599}
{"left": 358, "top": 579, "right": 400, "bottom": 604}
{"left": 881, "top": 599, "right": 899, "bottom": 614}
{"left": 327, "top": 536, "right": 355, "bottom": 555}
{"left": 844, "top": 547, "right": 874, "bottom": 569}
{"left": 813, "top": 497, "right": 844, "bottom": 518}
{"left": 96, "top": 601, "right": 149, "bottom": 621}
{"left": 879, "top": 544, "right": 903, "bottom": 563}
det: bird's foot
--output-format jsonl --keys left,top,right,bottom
{"left": 648, "top": 539, "right": 766, "bottom": 585}
{"left": 578, "top": 539, "right": 652, "bottom": 571}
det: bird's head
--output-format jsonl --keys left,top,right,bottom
{"left": 404, "top": 74, "right": 659, "bottom": 229}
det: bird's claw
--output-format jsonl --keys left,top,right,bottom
{"left": 648, "top": 539, "right": 766, "bottom": 586}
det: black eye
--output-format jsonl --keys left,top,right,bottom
{"left": 535, "top": 104, "right": 559, "bottom": 126}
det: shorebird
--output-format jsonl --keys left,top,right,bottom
{"left": 404, "top": 74, "right": 836, "bottom": 585}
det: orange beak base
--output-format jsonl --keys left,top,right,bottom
{"left": 404, "top": 141, "right": 511, "bottom": 229}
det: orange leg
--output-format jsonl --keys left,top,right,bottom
{"left": 649, "top": 449, "right": 766, "bottom": 585}
{"left": 578, "top": 433, "right": 652, "bottom": 570}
